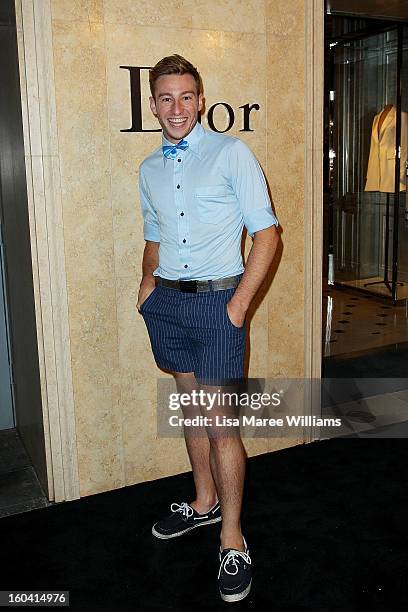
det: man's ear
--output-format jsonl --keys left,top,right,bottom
{"left": 149, "top": 95, "right": 158, "bottom": 117}
{"left": 198, "top": 92, "right": 204, "bottom": 112}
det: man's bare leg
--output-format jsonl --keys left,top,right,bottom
{"left": 201, "top": 383, "right": 246, "bottom": 552}
{"left": 173, "top": 371, "right": 218, "bottom": 514}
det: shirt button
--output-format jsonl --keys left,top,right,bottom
{"left": 180, "top": 212, "right": 184, "bottom": 216}
{"left": 184, "top": 264, "right": 188, "bottom": 268}
{"left": 176, "top": 184, "right": 180, "bottom": 189}
{"left": 182, "top": 238, "right": 186, "bottom": 243}
{"left": 177, "top": 158, "right": 181, "bottom": 162}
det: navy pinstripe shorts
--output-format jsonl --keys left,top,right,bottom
{"left": 139, "top": 283, "right": 246, "bottom": 385}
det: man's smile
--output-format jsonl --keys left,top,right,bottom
{"left": 168, "top": 118, "right": 188, "bottom": 126}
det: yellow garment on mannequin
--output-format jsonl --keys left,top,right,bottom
{"left": 364, "top": 105, "right": 407, "bottom": 192}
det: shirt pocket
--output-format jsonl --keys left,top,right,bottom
{"left": 194, "top": 185, "right": 236, "bottom": 224}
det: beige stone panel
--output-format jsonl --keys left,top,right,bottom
{"left": 122, "top": 398, "right": 157, "bottom": 483}
{"left": 266, "top": 0, "right": 305, "bottom": 38}
{"left": 33, "top": 154, "right": 81, "bottom": 499}
{"left": 116, "top": 275, "right": 142, "bottom": 328}
{"left": 103, "top": 0, "right": 265, "bottom": 34}
{"left": 244, "top": 438, "right": 271, "bottom": 457}
{"left": 267, "top": 131, "right": 304, "bottom": 196}
{"left": 209, "top": 1, "right": 263, "bottom": 34}
{"left": 267, "top": 278, "right": 304, "bottom": 377}
{"left": 264, "top": 227, "right": 304, "bottom": 380}
{"left": 119, "top": 347, "right": 170, "bottom": 403}
{"left": 200, "top": 40, "right": 266, "bottom": 156}
{"left": 112, "top": 202, "right": 145, "bottom": 279}
{"left": 51, "top": 0, "right": 103, "bottom": 22}
{"left": 266, "top": 34, "right": 305, "bottom": 197}
{"left": 268, "top": 437, "right": 300, "bottom": 452}
{"left": 17, "top": 1, "right": 81, "bottom": 500}
{"left": 23, "top": 150, "right": 82, "bottom": 500}
{"left": 52, "top": 21, "right": 111, "bottom": 210}
{"left": 18, "top": 0, "right": 60, "bottom": 156}
{"left": 264, "top": 261, "right": 304, "bottom": 379}
{"left": 108, "top": 103, "right": 159, "bottom": 279}
{"left": 123, "top": 400, "right": 190, "bottom": 485}
{"left": 265, "top": 32, "right": 305, "bottom": 379}
{"left": 108, "top": 121, "right": 159, "bottom": 279}
{"left": 108, "top": 136, "right": 147, "bottom": 279}
{"left": 266, "top": 34, "right": 305, "bottom": 116}
{"left": 74, "top": 378, "right": 124, "bottom": 496}
{"left": 67, "top": 278, "right": 120, "bottom": 387}
{"left": 150, "top": 438, "right": 191, "bottom": 482}
{"left": 120, "top": 364, "right": 158, "bottom": 409}
{"left": 67, "top": 278, "right": 123, "bottom": 494}
{"left": 246, "top": 303, "right": 269, "bottom": 379}
{"left": 251, "top": 223, "right": 305, "bottom": 379}
{"left": 115, "top": 275, "right": 160, "bottom": 402}
{"left": 63, "top": 205, "right": 115, "bottom": 283}
{"left": 109, "top": 133, "right": 158, "bottom": 199}
{"left": 266, "top": 152, "right": 304, "bottom": 211}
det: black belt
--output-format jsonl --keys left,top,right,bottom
{"left": 157, "top": 274, "right": 242, "bottom": 293}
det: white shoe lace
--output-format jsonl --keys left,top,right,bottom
{"left": 218, "top": 547, "right": 251, "bottom": 579}
{"left": 170, "top": 502, "right": 194, "bottom": 519}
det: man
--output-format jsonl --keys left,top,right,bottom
{"left": 137, "top": 54, "right": 279, "bottom": 603}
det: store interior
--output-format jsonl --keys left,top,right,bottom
{"left": 323, "top": 7, "right": 408, "bottom": 371}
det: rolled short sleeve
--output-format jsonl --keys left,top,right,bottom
{"left": 139, "top": 165, "right": 160, "bottom": 242}
{"left": 228, "top": 139, "right": 279, "bottom": 237}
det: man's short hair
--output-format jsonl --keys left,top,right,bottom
{"left": 149, "top": 54, "right": 201, "bottom": 98}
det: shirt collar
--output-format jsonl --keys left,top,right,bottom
{"left": 162, "top": 121, "right": 204, "bottom": 167}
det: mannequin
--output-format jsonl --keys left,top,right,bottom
{"left": 365, "top": 104, "right": 407, "bottom": 192}
{"left": 364, "top": 104, "right": 407, "bottom": 293}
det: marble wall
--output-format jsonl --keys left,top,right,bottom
{"left": 44, "top": 0, "right": 306, "bottom": 496}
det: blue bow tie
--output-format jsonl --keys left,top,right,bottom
{"left": 162, "top": 139, "right": 189, "bottom": 159}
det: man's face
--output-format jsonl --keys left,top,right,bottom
{"left": 150, "top": 73, "right": 203, "bottom": 144}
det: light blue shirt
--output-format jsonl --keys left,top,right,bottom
{"left": 139, "top": 121, "right": 278, "bottom": 280}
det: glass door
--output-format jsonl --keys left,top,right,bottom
{"left": 329, "top": 25, "right": 408, "bottom": 301}
{"left": 396, "top": 25, "right": 408, "bottom": 300}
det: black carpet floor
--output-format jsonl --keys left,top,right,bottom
{"left": 1, "top": 438, "right": 408, "bottom": 611}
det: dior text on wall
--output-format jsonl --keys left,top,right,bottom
{"left": 120, "top": 66, "right": 260, "bottom": 134}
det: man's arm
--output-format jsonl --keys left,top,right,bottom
{"left": 227, "top": 225, "right": 279, "bottom": 327}
{"left": 136, "top": 240, "right": 159, "bottom": 310}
